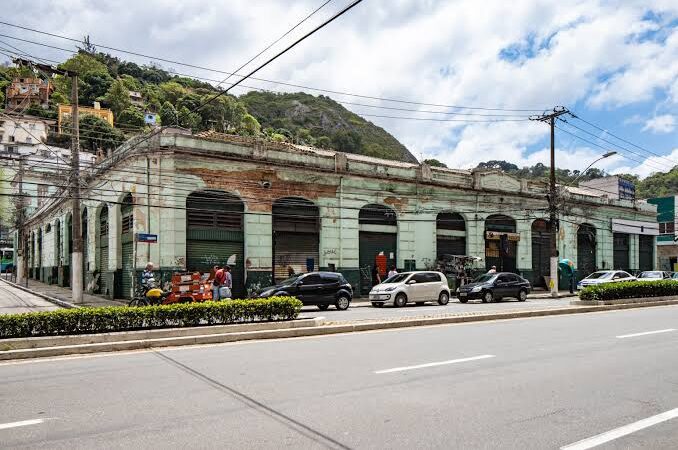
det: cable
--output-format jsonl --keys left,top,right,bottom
{"left": 0, "top": 22, "right": 549, "bottom": 112}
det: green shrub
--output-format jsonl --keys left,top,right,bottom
{"left": 0, "top": 297, "right": 302, "bottom": 339}
{"left": 579, "top": 281, "right": 678, "bottom": 301}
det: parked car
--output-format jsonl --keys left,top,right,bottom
{"left": 254, "top": 272, "right": 353, "bottom": 310}
{"left": 456, "top": 272, "right": 531, "bottom": 303}
{"left": 368, "top": 271, "right": 451, "bottom": 307}
{"left": 637, "top": 271, "right": 672, "bottom": 281}
{"left": 577, "top": 270, "right": 636, "bottom": 290}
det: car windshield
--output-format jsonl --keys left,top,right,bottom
{"left": 586, "top": 272, "right": 613, "bottom": 279}
{"left": 473, "top": 274, "right": 497, "bottom": 283}
{"left": 639, "top": 271, "right": 662, "bottom": 278}
{"left": 278, "top": 276, "right": 300, "bottom": 286}
{"left": 383, "top": 273, "right": 410, "bottom": 284}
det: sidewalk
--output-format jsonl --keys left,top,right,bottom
{"left": 1, "top": 275, "right": 127, "bottom": 308}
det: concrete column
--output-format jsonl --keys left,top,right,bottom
{"left": 414, "top": 213, "right": 436, "bottom": 269}
{"left": 629, "top": 233, "right": 639, "bottom": 272}
{"left": 397, "top": 212, "right": 417, "bottom": 269}
{"left": 466, "top": 213, "right": 485, "bottom": 270}
{"left": 109, "top": 204, "right": 120, "bottom": 270}
{"left": 597, "top": 226, "right": 613, "bottom": 270}
{"left": 319, "top": 205, "right": 340, "bottom": 269}
{"left": 244, "top": 210, "right": 272, "bottom": 291}
{"left": 516, "top": 218, "right": 531, "bottom": 271}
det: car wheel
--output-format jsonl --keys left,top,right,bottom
{"left": 318, "top": 304, "right": 330, "bottom": 311}
{"left": 394, "top": 293, "right": 407, "bottom": 307}
{"left": 438, "top": 292, "right": 450, "bottom": 305}
{"left": 518, "top": 289, "right": 527, "bottom": 302}
{"left": 482, "top": 291, "right": 494, "bottom": 303}
{"left": 335, "top": 295, "right": 350, "bottom": 311}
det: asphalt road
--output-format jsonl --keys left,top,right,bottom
{"left": 2, "top": 305, "right": 678, "bottom": 449}
{"left": 298, "top": 296, "right": 574, "bottom": 321}
{"left": 0, "top": 280, "right": 58, "bottom": 314}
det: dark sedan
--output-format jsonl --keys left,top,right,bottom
{"left": 456, "top": 272, "right": 531, "bottom": 303}
{"left": 254, "top": 272, "right": 353, "bottom": 310}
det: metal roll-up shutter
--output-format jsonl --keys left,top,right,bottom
{"left": 359, "top": 232, "right": 397, "bottom": 295}
{"left": 121, "top": 237, "right": 134, "bottom": 299}
{"left": 436, "top": 237, "right": 466, "bottom": 258}
{"left": 639, "top": 235, "right": 654, "bottom": 271}
{"left": 186, "top": 229, "right": 245, "bottom": 298}
{"left": 577, "top": 233, "right": 596, "bottom": 279}
{"left": 613, "top": 233, "right": 629, "bottom": 271}
{"left": 99, "top": 244, "right": 109, "bottom": 295}
{"left": 531, "top": 227, "right": 550, "bottom": 287}
{"left": 273, "top": 231, "right": 319, "bottom": 282}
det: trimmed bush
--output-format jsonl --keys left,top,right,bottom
{"left": 579, "top": 280, "right": 678, "bottom": 301}
{"left": 0, "top": 297, "right": 302, "bottom": 339}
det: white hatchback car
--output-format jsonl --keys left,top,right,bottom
{"left": 577, "top": 270, "right": 637, "bottom": 290}
{"left": 369, "top": 271, "right": 451, "bottom": 307}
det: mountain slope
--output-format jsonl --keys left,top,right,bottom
{"left": 239, "top": 91, "right": 418, "bottom": 163}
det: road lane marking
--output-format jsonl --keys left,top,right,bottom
{"left": 616, "top": 328, "right": 675, "bottom": 339}
{"left": 561, "top": 407, "right": 678, "bottom": 450}
{"left": 374, "top": 354, "right": 495, "bottom": 374}
{"left": 0, "top": 418, "right": 45, "bottom": 430}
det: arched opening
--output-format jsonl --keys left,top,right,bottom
{"left": 120, "top": 194, "right": 134, "bottom": 299}
{"left": 272, "top": 197, "right": 319, "bottom": 283}
{"left": 485, "top": 214, "right": 518, "bottom": 273}
{"left": 531, "top": 219, "right": 550, "bottom": 287}
{"left": 186, "top": 190, "right": 245, "bottom": 297}
{"left": 577, "top": 224, "right": 596, "bottom": 279}
{"left": 359, "top": 204, "right": 397, "bottom": 294}
{"left": 639, "top": 234, "right": 654, "bottom": 271}
{"left": 613, "top": 232, "right": 629, "bottom": 271}
{"left": 97, "top": 205, "right": 110, "bottom": 296}
{"left": 436, "top": 212, "right": 466, "bottom": 260}
{"left": 81, "top": 208, "right": 88, "bottom": 287}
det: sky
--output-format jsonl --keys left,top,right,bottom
{"left": 1, "top": 0, "right": 676, "bottom": 178}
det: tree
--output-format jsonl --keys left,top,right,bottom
{"left": 79, "top": 72, "right": 114, "bottom": 105}
{"left": 178, "top": 106, "right": 201, "bottom": 130}
{"left": 78, "top": 35, "right": 97, "bottom": 54}
{"left": 59, "top": 53, "right": 109, "bottom": 77}
{"left": 120, "top": 74, "right": 142, "bottom": 93}
{"left": 76, "top": 114, "right": 125, "bottom": 152}
{"left": 423, "top": 158, "right": 447, "bottom": 168}
{"left": 331, "top": 130, "right": 362, "bottom": 153}
{"left": 476, "top": 160, "right": 520, "bottom": 172}
{"left": 159, "top": 101, "right": 178, "bottom": 127}
{"left": 316, "top": 136, "right": 332, "bottom": 148}
{"left": 159, "top": 81, "right": 187, "bottom": 104}
{"left": 104, "top": 79, "right": 131, "bottom": 117}
{"left": 238, "top": 113, "right": 261, "bottom": 136}
{"left": 117, "top": 107, "right": 145, "bottom": 129}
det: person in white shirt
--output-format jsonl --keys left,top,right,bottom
{"left": 387, "top": 266, "right": 398, "bottom": 278}
{"left": 487, "top": 265, "right": 497, "bottom": 274}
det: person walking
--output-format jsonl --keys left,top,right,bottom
{"left": 371, "top": 265, "right": 381, "bottom": 286}
{"left": 387, "top": 266, "right": 398, "bottom": 278}
{"left": 212, "top": 265, "right": 225, "bottom": 301}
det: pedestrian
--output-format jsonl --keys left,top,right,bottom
{"left": 221, "top": 265, "right": 233, "bottom": 299}
{"left": 371, "top": 265, "right": 381, "bottom": 286}
{"left": 212, "top": 265, "right": 225, "bottom": 301}
{"left": 388, "top": 265, "right": 398, "bottom": 278}
{"left": 487, "top": 265, "right": 497, "bottom": 274}
{"left": 287, "top": 265, "right": 295, "bottom": 278}
{"left": 569, "top": 271, "right": 576, "bottom": 294}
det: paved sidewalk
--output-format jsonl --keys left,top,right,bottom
{"left": 0, "top": 275, "right": 126, "bottom": 308}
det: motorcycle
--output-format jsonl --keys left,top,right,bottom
{"left": 128, "top": 278, "right": 171, "bottom": 306}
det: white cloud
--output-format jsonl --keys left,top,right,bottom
{"left": 612, "top": 148, "right": 678, "bottom": 178}
{"left": 643, "top": 114, "right": 676, "bottom": 133}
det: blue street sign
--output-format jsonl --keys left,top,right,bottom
{"left": 136, "top": 233, "right": 158, "bottom": 243}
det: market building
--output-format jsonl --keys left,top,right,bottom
{"left": 19, "top": 130, "right": 658, "bottom": 299}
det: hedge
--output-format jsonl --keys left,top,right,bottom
{"left": 579, "top": 280, "right": 678, "bottom": 301}
{"left": 0, "top": 297, "right": 302, "bottom": 339}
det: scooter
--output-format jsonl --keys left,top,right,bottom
{"left": 128, "top": 278, "right": 171, "bottom": 306}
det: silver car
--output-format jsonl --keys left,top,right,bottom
{"left": 577, "top": 270, "right": 636, "bottom": 290}
{"left": 637, "top": 271, "right": 671, "bottom": 281}
{"left": 369, "top": 271, "right": 451, "bottom": 307}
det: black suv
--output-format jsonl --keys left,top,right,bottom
{"left": 255, "top": 272, "right": 353, "bottom": 310}
{"left": 456, "top": 272, "right": 531, "bottom": 303}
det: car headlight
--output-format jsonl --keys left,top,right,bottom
{"left": 384, "top": 286, "right": 396, "bottom": 292}
{"left": 259, "top": 289, "right": 275, "bottom": 297}
{"left": 471, "top": 286, "right": 482, "bottom": 293}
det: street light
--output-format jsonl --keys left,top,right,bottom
{"left": 567, "top": 151, "right": 618, "bottom": 187}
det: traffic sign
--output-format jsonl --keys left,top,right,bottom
{"left": 136, "top": 233, "right": 158, "bottom": 243}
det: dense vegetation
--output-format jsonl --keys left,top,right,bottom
{"left": 0, "top": 45, "right": 415, "bottom": 161}
{"left": 579, "top": 280, "right": 678, "bottom": 301}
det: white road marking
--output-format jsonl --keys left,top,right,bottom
{"left": 616, "top": 328, "right": 675, "bottom": 339}
{"left": 0, "top": 418, "right": 45, "bottom": 430}
{"left": 374, "top": 354, "right": 495, "bottom": 374}
{"left": 561, "top": 407, "right": 678, "bottom": 450}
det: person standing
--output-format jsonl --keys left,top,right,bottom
{"left": 387, "top": 266, "right": 398, "bottom": 278}
{"left": 371, "top": 265, "right": 381, "bottom": 286}
{"left": 212, "top": 265, "right": 225, "bottom": 301}
{"left": 222, "top": 265, "right": 233, "bottom": 299}
{"left": 487, "top": 265, "right": 497, "bottom": 274}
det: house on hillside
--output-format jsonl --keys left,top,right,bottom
{"left": 5, "top": 77, "right": 53, "bottom": 112}
{"left": 57, "top": 103, "right": 114, "bottom": 133}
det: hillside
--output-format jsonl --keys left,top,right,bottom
{"left": 0, "top": 49, "right": 416, "bottom": 163}
{"left": 239, "top": 91, "right": 417, "bottom": 162}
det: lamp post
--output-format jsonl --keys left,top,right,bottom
{"left": 567, "top": 151, "right": 617, "bottom": 187}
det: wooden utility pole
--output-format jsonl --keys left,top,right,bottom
{"left": 16, "top": 156, "right": 27, "bottom": 286}
{"left": 70, "top": 73, "right": 83, "bottom": 303}
{"left": 530, "top": 107, "right": 569, "bottom": 297}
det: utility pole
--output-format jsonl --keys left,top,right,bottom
{"left": 70, "top": 72, "right": 83, "bottom": 303}
{"left": 16, "top": 155, "right": 26, "bottom": 287}
{"left": 530, "top": 107, "right": 569, "bottom": 297}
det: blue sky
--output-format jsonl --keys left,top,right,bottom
{"left": 1, "top": 0, "right": 676, "bottom": 178}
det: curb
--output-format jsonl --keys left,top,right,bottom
{"left": 0, "top": 278, "right": 77, "bottom": 309}
{"left": 2, "top": 299, "right": 678, "bottom": 361}
{"left": 572, "top": 295, "right": 678, "bottom": 306}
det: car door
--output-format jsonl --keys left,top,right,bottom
{"left": 425, "top": 272, "right": 442, "bottom": 299}
{"left": 408, "top": 273, "right": 430, "bottom": 301}
{"left": 320, "top": 273, "right": 341, "bottom": 304}
{"left": 494, "top": 274, "right": 511, "bottom": 298}
{"left": 297, "top": 274, "right": 323, "bottom": 304}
